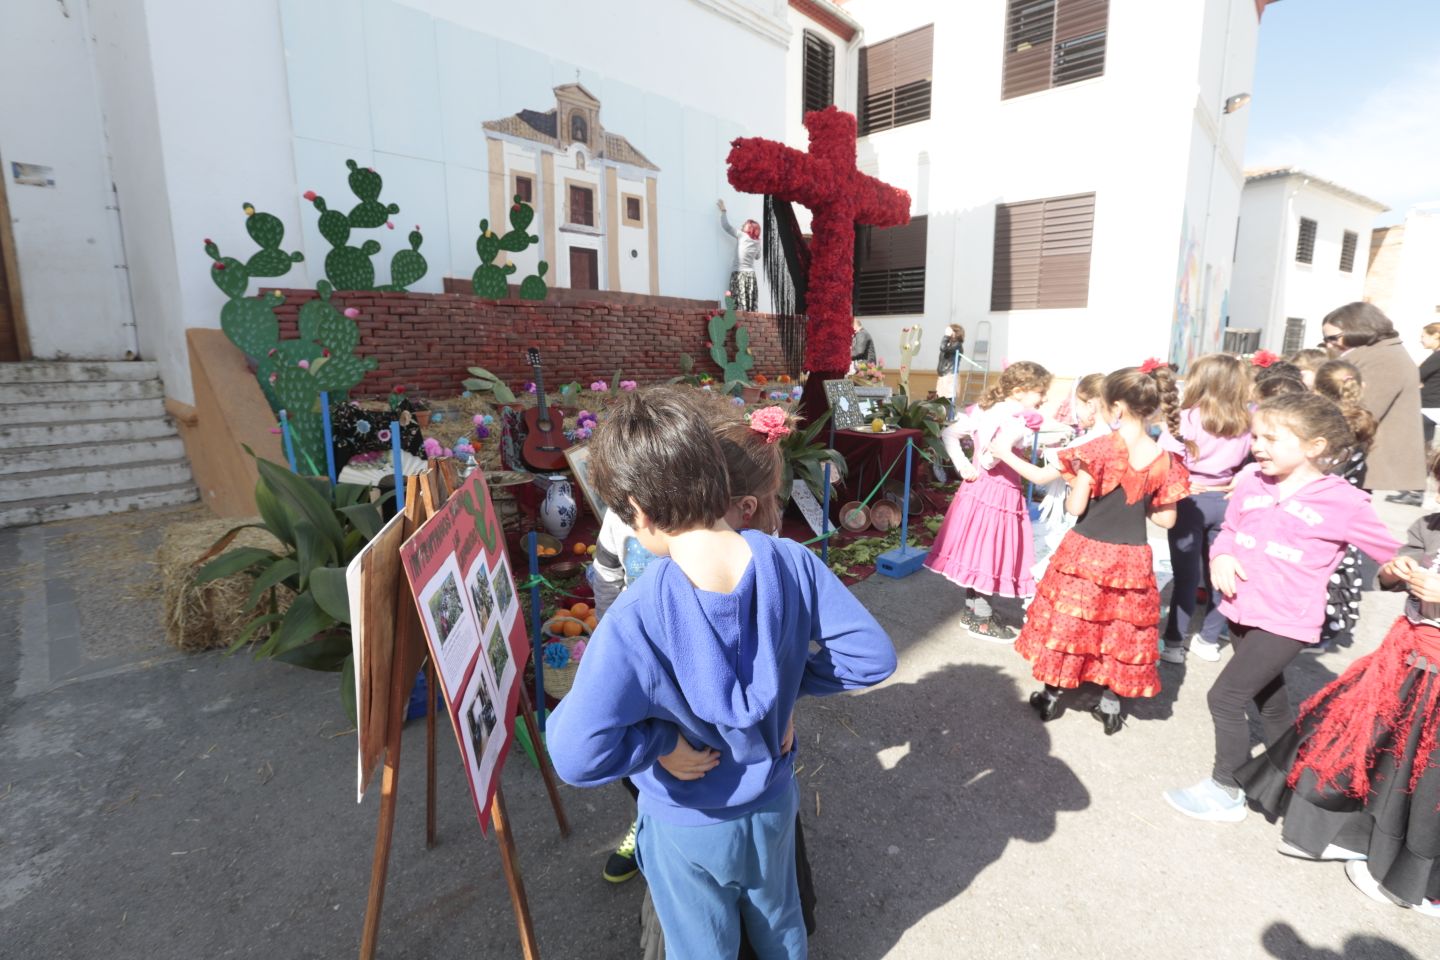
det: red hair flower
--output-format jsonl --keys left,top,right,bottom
{"left": 749, "top": 406, "right": 791, "bottom": 444}
{"left": 1251, "top": 350, "right": 1279, "bottom": 368}
{"left": 1139, "top": 357, "right": 1165, "bottom": 373}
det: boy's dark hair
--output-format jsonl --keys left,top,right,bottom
{"left": 589, "top": 386, "right": 731, "bottom": 531}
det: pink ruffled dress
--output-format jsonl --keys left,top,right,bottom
{"left": 924, "top": 401, "right": 1038, "bottom": 599}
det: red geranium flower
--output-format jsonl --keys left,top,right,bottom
{"left": 1251, "top": 350, "right": 1279, "bottom": 368}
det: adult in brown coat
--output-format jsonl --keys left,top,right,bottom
{"left": 1322, "top": 302, "right": 1426, "bottom": 499}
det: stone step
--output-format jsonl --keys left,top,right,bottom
{"left": 0, "top": 378, "right": 164, "bottom": 405}
{"left": 0, "top": 417, "right": 179, "bottom": 448}
{"left": 0, "top": 360, "right": 160, "bottom": 383}
{"left": 0, "top": 481, "right": 198, "bottom": 529}
{"left": 0, "top": 458, "right": 194, "bottom": 503}
{"left": 1, "top": 396, "right": 167, "bottom": 424}
{"left": 0, "top": 436, "right": 186, "bottom": 474}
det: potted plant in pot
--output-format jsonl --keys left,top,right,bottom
{"left": 411, "top": 396, "right": 432, "bottom": 428}
{"left": 879, "top": 393, "right": 949, "bottom": 481}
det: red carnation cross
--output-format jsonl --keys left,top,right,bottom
{"left": 726, "top": 106, "right": 910, "bottom": 373}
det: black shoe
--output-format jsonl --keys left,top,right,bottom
{"left": 1386, "top": 491, "right": 1423, "bottom": 505}
{"left": 1091, "top": 704, "right": 1124, "bottom": 736}
{"left": 968, "top": 616, "right": 1019, "bottom": 644}
{"left": 602, "top": 820, "right": 640, "bottom": 884}
{"left": 1029, "top": 690, "right": 1062, "bottom": 722}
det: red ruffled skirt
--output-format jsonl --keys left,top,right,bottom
{"left": 1015, "top": 529, "right": 1161, "bottom": 698}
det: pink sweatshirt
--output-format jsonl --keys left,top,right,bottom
{"left": 1158, "top": 408, "right": 1251, "bottom": 487}
{"left": 1210, "top": 465, "right": 1400, "bottom": 643}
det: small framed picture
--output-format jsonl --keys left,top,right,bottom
{"left": 823, "top": 379, "right": 864, "bottom": 430}
{"left": 563, "top": 443, "right": 606, "bottom": 522}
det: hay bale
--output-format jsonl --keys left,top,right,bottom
{"left": 158, "top": 517, "right": 294, "bottom": 653}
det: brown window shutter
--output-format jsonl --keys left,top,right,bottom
{"left": 1056, "top": 0, "right": 1109, "bottom": 41}
{"left": 1296, "top": 217, "right": 1317, "bottom": 264}
{"left": 803, "top": 30, "right": 835, "bottom": 116}
{"left": 1003, "top": 0, "right": 1056, "bottom": 100}
{"left": 859, "top": 25, "right": 933, "bottom": 135}
{"left": 992, "top": 193, "right": 1093, "bottom": 310}
{"left": 855, "top": 216, "right": 927, "bottom": 316}
{"left": 1339, "top": 230, "right": 1358, "bottom": 272}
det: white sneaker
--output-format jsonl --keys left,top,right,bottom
{"left": 1277, "top": 839, "right": 1366, "bottom": 861}
{"left": 1190, "top": 637, "right": 1222, "bottom": 662}
{"left": 1163, "top": 778, "right": 1247, "bottom": 822}
{"left": 1159, "top": 646, "right": 1186, "bottom": 665}
{"left": 1416, "top": 899, "right": 1440, "bottom": 919}
{"left": 1345, "top": 860, "right": 1406, "bottom": 907}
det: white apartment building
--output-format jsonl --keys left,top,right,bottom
{"left": 1230, "top": 168, "right": 1388, "bottom": 355}
{"left": 785, "top": 0, "right": 1276, "bottom": 376}
{"left": 1365, "top": 204, "right": 1440, "bottom": 362}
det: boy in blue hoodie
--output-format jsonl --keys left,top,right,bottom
{"left": 549, "top": 387, "right": 896, "bottom": 959}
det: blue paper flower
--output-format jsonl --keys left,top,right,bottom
{"left": 542, "top": 642, "right": 571, "bottom": 670}
{"left": 432, "top": 412, "right": 444, "bottom": 423}
{"left": 355, "top": 419, "right": 372, "bottom": 435}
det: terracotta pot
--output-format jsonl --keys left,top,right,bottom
{"left": 740, "top": 386, "right": 765, "bottom": 405}
{"left": 415, "top": 410, "right": 432, "bottom": 428}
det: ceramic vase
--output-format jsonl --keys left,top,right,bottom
{"left": 540, "top": 475, "right": 577, "bottom": 539}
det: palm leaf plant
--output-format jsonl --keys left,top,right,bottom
{"left": 195, "top": 453, "right": 389, "bottom": 719}
{"left": 880, "top": 393, "right": 949, "bottom": 467}
{"left": 781, "top": 411, "right": 847, "bottom": 501}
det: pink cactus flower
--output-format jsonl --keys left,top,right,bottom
{"left": 213, "top": 262, "right": 226, "bottom": 270}
{"left": 267, "top": 348, "right": 277, "bottom": 357}
{"left": 268, "top": 373, "right": 278, "bottom": 384}
{"left": 203, "top": 237, "right": 212, "bottom": 245}
{"left": 297, "top": 359, "right": 310, "bottom": 370}
{"left": 386, "top": 221, "right": 395, "bottom": 230}
{"left": 590, "top": 380, "right": 608, "bottom": 392}
{"left": 343, "top": 307, "right": 360, "bottom": 318}
{"left": 620, "top": 380, "right": 638, "bottom": 391}
{"left": 303, "top": 190, "right": 317, "bottom": 201}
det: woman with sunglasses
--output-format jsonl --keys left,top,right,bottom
{"left": 1321, "top": 303, "right": 1427, "bottom": 505}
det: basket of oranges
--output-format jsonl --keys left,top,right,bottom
{"left": 540, "top": 602, "right": 599, "bottom": 699}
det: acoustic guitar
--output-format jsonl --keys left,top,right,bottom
{"left": 520, "top": 347, "right": 571, "bottom": 471}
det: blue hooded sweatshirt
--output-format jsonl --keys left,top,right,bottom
{"left": 548, "top": 530, "right": 896, "bottom": 826}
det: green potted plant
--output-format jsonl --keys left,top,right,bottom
{"left": 879, "top": 393, "right": 949, "bottom": 478}
{"left": 780, "top": 411, "right": 847, "bottom": 502}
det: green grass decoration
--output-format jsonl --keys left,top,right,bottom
{"left": 708, "top": 293, "right": 755, "bottom": 382}
{"left": 471, "top": 195, "right": 548, "bottom": 300}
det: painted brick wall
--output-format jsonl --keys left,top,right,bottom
{"left": 270, "top": 289, "right": 790, "bottom": 399}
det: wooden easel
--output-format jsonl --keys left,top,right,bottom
{"left": 359, "top": 465, "right": 570, "bottom": 960}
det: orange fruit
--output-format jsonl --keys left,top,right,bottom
{"left": 587, "top": 545, "right": 596, "bottom": 555}
{"left": 573, "top": 542, "right": 588, "bottom": 555}
{"left": 543, "top": 619, "right": 560, "bottom": 635}
{"left": 562, "top": 620, "right": 583, "bottom": 637}
{"left": 570, "top": 602, "right": 591, "bottom": 618}
{"left": 584, "top": 615, "right": 598, "bottom": 631}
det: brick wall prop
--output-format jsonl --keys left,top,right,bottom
{"left": 269, "top": 289, "right": 789, "bottom": 398}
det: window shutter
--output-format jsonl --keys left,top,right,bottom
{"left": 1296, "top": 218, "right": 1317, "bottom": 264}
{"left": 1003, "top": 0, "right": 1056, "bottom": 100}
{"left": 859, "top": 25, "right": 933, "bottom": 134}
{"left": 1053, "top": 0, "right": 1108, "bottom": 86}
{"left": 1282, "top": 318, "right": 1306, "bottom": 355}
{"left": 855, "top": 216, "right": 927, "bottom": 316}
{"left": 1339, "top": 230, "right": 1358, "bottom": 272}
{"left": 992, "top": 193, "right": 1094, "bottom": 310}
{"left": 803, "top": 30, "right": 835, "bottom": 116}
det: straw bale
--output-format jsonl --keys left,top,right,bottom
{"left": 158, "top": 517, "right": 294, "bottom": 653}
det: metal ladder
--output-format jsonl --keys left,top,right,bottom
{"left": 957, "top": 320, "right": 992, "bottom": 409}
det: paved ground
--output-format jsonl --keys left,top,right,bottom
{"left": 1, "top": 500, "right": 1435, "bottom": 959}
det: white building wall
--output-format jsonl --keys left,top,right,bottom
{"left": 1229, "top": 177, "right": 1287, "bottom": 336}
{"left": 1377, "top": 206, "right": 1440, "bottom": 361}
{"left": 0, "top": 0, "right": 137, "bottom": 360}
{"left": 842, "top": 0, "right": 1253, "bottom": 378}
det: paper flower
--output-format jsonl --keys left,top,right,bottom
{"left": 355, "top": 419, "right": 372, "bottom": 435}
{"left": 475, "top": 425, "right": 491, "bottom": 440}
{"left": 303, "top": 190, "right": 317, "bottom": 201}
{"left": 267, "top": 348, "right": 277, "bottom": 357}
{"left": 473, "top": 414, "right": 486, "bottom": 427}
{"left": 213, "top": 262, "right": 226, "bottom": 271}
{"left": 575, "top": 426, "right": 592, "bottom": 440}
{"left": 731, "top": 395, "right": 745, "bottom": 406}
{"left": 297, "top": 359, "right": 310, "bottom": 370}
{"left": 1251, "top": 350, "right": 1279, "bottom": 368}
{"left": 422, "top": 437, "right": 443, "bottom": 458}
{"left": 268, "top": 372, "right": 278, "bottom": 384}
{"left": 570, "top": 640, "right": 587, "bottom": 662}
{"left": 1021, "top": 410, "right": 1044, "bottom": 431}
{"left": 790, "top": 385, "right": 804, "bottom": 399}
{"left": 749, "top": 406, "right": 792, "bottom": 443}
{"left": 386, "top": 221, "right": 395, "bottom": 230}
{"left": 432, "top": 412, "right": 444, "bottom": 423}
{"left": 542, "top": 642, "right": 571, "bottom": 670}
{"left": 620, "top": 380, "right": 637, "bottom": 391}
{"left": 343, "top": 308, "right": 360, "bottom": 319}
{"left": 378, "top": 428, "right": 392, "bottom": 442}
{"left": 590, "top": 380, "right": 608, "bottom": 392}
{"left": 392, "top": 385, "right": 406, "bottom": 395}
{"left": 483, "top": 415, "right": 494, "bottom": 425}
{"left": 525, "top": 382, "right": 537, "bottom": 394}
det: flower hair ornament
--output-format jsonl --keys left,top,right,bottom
{"left": 748, "top": 406, "right": 792, "bottom": 443}
{"left": 1139, "top": 357, "right": 1165, "bottom": 374}
{"left": 1250, "top": 350, "right": 1279, "bottom": 368}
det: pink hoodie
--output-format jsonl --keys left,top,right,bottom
{"left": 1210, "top": 465, "right": 1400, "bottom": 643}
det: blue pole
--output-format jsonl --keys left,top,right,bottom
{"left": 1025, "top": 429, "right": 1041, "bottom": 506}
{"left": 899, "top": 439, "right": 913, "bottom": 549}
{"left": 391, "top": 420, "right": 405, "bottom": 511}
{"left": 527, "top": 531, "right": 545, "bottom": 730}
{"left": 820, "top": 461, "right": 832, "bottom": 566}
{"left": 951, "top": 350, "right": 962, "bottom": 411}
{"left": 320, "top": 391, "right": 337, "bottom": 486}
{"left": 279, "top": 411, "right": 298, "bottom": 473}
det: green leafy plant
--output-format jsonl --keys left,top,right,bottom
{"left": 302, "top": 160, "right": 428, "bottom": 291}
{"left": 708, "top": 294, "right": 756, "bottom": 382}
{"left": 462, "top": 365, "right": 518, "bottom": 404}
{"left": 780, "top": 411, "right": 846, "bottom": 501}
{"left": 471, "top": 196, "right": 547, "bottom": 300}
{"left": 195, "top": 453, "right": 388, "bottom": 720}
{"left": 826, "top": 528, "right": 900, "bottom": 577}
{"left": 880, "top": 393, "right": 948, "bottom": 466}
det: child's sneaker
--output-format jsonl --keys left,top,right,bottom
{"left": 1344, "top": 860, "right": 1405, "bottom": 907}
{"left": 1277, "top": 839, "right": 1365, "bottom": 861}
{"left": 1163, "top": 778, "right": 1247, "bottom": 822}
{"left": 968, "top": 617, "right": 1019, "bottom": 644}
{"left": 602, "top": 820, "right": 640, "bottom": 883}
{"left": 1190, "top": 637, "right": 1222, "bottom": 662}
{"left": 1158, "top": 644, "right": 1187, "bottom": 665}
{"left": 1416, "top": 899, "right": 1440, "bottom": 919}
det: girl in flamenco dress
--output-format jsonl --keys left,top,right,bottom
{"left": 999, "top": 363, "right": 1191, "bottom": 734}
{"left": 1238, "top": 451, "right": 1440, "bottom": 918}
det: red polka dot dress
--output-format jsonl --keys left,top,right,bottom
{"left": 1016, "top": 433, "right": 1190, "bottom": 698}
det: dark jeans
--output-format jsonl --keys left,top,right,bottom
{"left": 1164, "top": 492, "right": 1230, "bottom": 646}
{"left": 1208, "top": 625, "right": 1305, "bottom": 788}
{"left": 989, "top": 594, "right": 1027, "bottom": 629}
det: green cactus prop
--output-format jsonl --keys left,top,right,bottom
{"left": 240, "top": 203, "right": 304, "bottom": 276}
{"left": 708, "top": 294, "right": 755, "bottom": 383}
{"left": 302, "top": 160, "right": 424, "bottom": 291}
{"left": 471, "top": 197, "right": 548, "bottom": 300}
{"left": 378, "top": 228, "right": 427, "bottom": 292}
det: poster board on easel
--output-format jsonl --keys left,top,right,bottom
{"left": 563, "top": 443, "right": 606, "bottom": 523}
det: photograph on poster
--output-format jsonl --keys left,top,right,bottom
{"left": 491, "top": 553, "right": 516, "bottom": 625}
{"left": 487, "top": 622, "right": 511, "bottom": 689}
{"left": 418, "top": 555, "right": 481, "bottom": 695}
{"left": 467, "top": 556, "right": 496, "bottom": 631}
{"left": 456, "top": 652, "right": 507, "bottom": 818}
{"left": 563, "top": 444, "right": 607, "bottom": 522}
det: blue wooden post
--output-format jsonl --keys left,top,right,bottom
{"left": 951, "top": 350, "right": 962, "bottom": 410}
{"left": 279, "top": 411, "right": 298, "bottom": 473}
{"left": 876, "top": 439, "right": 926, "bottom": 578}
{"left": 320, "top": 391, "right": 337, "bottom": 486}
{"left": 1025, "top": 429, "right": 1042, "bottom": 522}
{"left": 898, "top": 438, "right": 913, "bottom": 549}
{"left": 820, "top": 461, "right": 832, "bottom": 566}
{"left": 391, "top": 420, "right": 404, "bottom": 512}
{"left": 527, "top": 531, "right": 545, "bottom": 730}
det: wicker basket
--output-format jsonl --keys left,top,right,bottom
{"left": 540, "top": 617, "right": 588, "bottom": 699}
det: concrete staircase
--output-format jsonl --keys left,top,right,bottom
{"left": 0, "top": 361, "right": 198, "bottom": 527}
